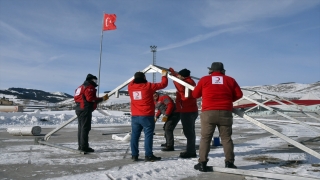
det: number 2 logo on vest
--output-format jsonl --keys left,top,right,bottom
{"left": 133, "top": 91, "right": 142, "bottom": 100}
{"left": 212, "top": 76, "right": 223, "bottom": 84}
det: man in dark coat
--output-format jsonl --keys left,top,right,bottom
{"left": 74, "top": 74, "right": 109, "bottom": 153}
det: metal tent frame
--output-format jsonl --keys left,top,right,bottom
{"left": 240, "top": 88, "right": 320, "bottom": 122}
{"left": 36, "top": 64, "right": 320, "bottom": 160}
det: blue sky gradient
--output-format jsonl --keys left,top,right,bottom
{"left": 0, "top": 0, "right": 319, "bottom": 95}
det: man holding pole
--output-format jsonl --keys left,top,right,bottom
{"left": 128, "top": 70, "right": 168, "bottom": 162}
{"left": 74, "top": 74, "right": 109, "bottom": 153}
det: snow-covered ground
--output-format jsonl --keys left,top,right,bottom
{"left": 1, "top": 109, "right": 320, "bottom": 179}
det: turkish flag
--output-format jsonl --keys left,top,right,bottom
{"left": 103, "top": 14, "right": 116, "bottom": 31}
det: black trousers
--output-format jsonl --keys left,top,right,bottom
{"left": 181, "top": 111, "right": 199, "bottom": 154}
{"left": 76, "top": 109, "right": 92, "bottom": 149}
{"left": 163, "top": 112, "right": 181, "bottom": 147}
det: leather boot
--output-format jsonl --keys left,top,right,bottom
{"left": 161, "top": 146, "right": 174, "bottom": 151}
{"left": 180, "top": 151, "right": 197, "bottom": 158}
{"left": 225, "top": 161, "right": 237, "bottom": 169}
{"left": 194, "top": 162, "right": 207, "bottom": 172}
{"left": 131, "top": 156, "right": 138, "bottom": 162}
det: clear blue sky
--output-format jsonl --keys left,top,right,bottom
{"left": 1, "top": 0, "right": 319, "bottom": 95}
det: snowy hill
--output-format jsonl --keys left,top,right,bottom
{"left": 1, "top": 81, "right": 319, "bottom": 106}
{"left": 242, "top": 81, "right": 320, "bottom": 99}
{"left": 0, "top": 87, "right": 73, "bottom": 104}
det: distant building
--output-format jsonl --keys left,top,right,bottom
{"left": 104, "top": 90, "right": 129, "bottom": 96}
{"left": 0, "top": 97, "right": 23, "bottom": 112}
{"left": 0, "top": 97, "right": 13, "bottom": 105}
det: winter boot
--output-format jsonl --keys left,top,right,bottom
{"left": 131, "top": 156, "right": 138, "bottom": 162}
{"left": 161, "top": 146, "right": 174, "bottom": 151}
{"left": 161, "top": 143, "right": 167, "bottom": 147}
{"left": 80, "top": 147, "right": 94, "bottom": 153}
{"left": 179, "top": 151, "right": 197, "bottom": 158}
{"left": 225, "top": 161, "right": 237, "bottom": 169}
{"left": 145, "top": 155, "right": 161, "bottom": 162}
{"left": 194, "top": 162, "right": 208, "bottom": 172}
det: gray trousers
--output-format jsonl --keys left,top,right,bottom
{"left": 199, "top": 110, "right": 235, "bottom": 163}
{"left": 181, "top": 111, "right": 199, "bottom": 154}
{"left": 163, "top": 112, "right": 180, "bottom": 147}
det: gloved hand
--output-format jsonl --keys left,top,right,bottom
{"left": 162, "top": 115, "right": 168, "bottom": 122}
{"left": 154, "top": 117, "right": 158, "bottom": 123}
{"left": 161, "top": 69, "right": 167, "bottom": 76}
{"left": 102, "top": 94, "right": 109, "bottom": 101}
{"left": 169, "top": 67, "right": 175, "bottom": 74}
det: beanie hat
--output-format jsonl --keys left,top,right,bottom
{"left": 178, "top": 69, "right": 190, "bottom": 77}
{"left": 133, "top": 72, "right": 147, "bottom": 84}
{"left": 134, "top": 72, "right": 145, "bottom": 79}
{"left": 208, "top": 62, "right": 225, "bottom": 72}
{"left": 86, "top": 74, "right": 97, "bottom": 81}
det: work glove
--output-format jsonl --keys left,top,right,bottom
{"left": 169, "top": 67, "right": 175, "bottom": 74}
{"left": 102, "top": 94, "right": 109, "bottom": 101}
{"left": 161, "top": 69, "right": 168, "bottom": 76}
{"left": 162, "top": 115, "right": 168, "bottom": 122}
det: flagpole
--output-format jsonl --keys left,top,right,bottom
{"left": 97, "top": 12, "right": 104, "bottom": 98}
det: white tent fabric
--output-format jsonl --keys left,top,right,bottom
{"left": 112, "top": 133, "right": 131, "bottom": 142}
{"left": 299, "top": 93, "right": 320, "bottom": 100}
{"left": 7, "top": 126, "right": 41, "bottom": 136}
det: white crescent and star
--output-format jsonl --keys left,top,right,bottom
{"left": 105, "top": 18, "right": 110, "bottom": 27}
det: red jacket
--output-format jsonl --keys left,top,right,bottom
{"left": 154, "top": 94, "right": 176, "bottom": 118}
{"left": 128, "top": 76, "right": 168, "bottom": 116}
{"left": 74, "top": 81, "right": 102, "bottom": 111}
{"left": 172, "top": 76, "right": 198, "bottom": 113}
{"left": 192, "top": 72, "right": 243, "bottom": 112}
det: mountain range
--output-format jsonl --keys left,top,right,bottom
{"left": 0, "top": 87, "right": 73, "bottom": 104}
{"left": 0, "top": 81, "right": 319, "bottom": 105}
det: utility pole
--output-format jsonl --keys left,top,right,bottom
{"left": 150, "top": 45, "right": 157, "bottom": 83}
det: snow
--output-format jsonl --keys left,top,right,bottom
{"left": 1, "top": 109, "right": 320, "bottom": 179}
{"left": 51, "top": 92, "right": 66, "bottom": 96}
{"left": 300, "top": 93, "right": 320, "bottom": 100}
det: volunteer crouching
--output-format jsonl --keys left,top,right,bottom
{"left": 74, "top": 74, "right": 109, "bottom": 153}
{"left": 154, "top": 92, "right": 180, "bottom": 151}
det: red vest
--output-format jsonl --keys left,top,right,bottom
{"left": 192, "top": 72, "right": 243, "bottom": 111}
{"left": 154, "top": 94, "right": 176, "bottom": 117}
{"left": 74, "top": 82, "right": 101, "bottom": 111}
{"left": 173, "top": 77, "right": 198, "bottom": 113}
{"left": 128, "top": 76, "right": 168, "bottom": 116}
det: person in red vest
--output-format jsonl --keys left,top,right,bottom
{"left": 154, "top": 92, "right": 180, "bottom": 151}
{"left": 192, "top": 62, "right": 243, "bottom": 172}
{"left": 128, "top": 70, "right": 168, "bottom": 162}
{"left": 74, "top": 74, "right": 109, "bottom": 153}
{"left": 169, "top": 67, "right": 199, "bottom": 158}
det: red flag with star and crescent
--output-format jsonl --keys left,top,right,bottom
{"left": 103, "top": 14, "right": 116, "bottom": 31}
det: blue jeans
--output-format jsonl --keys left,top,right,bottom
{"left": 131, "top": 116, "right": 155, "bottom": 157}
